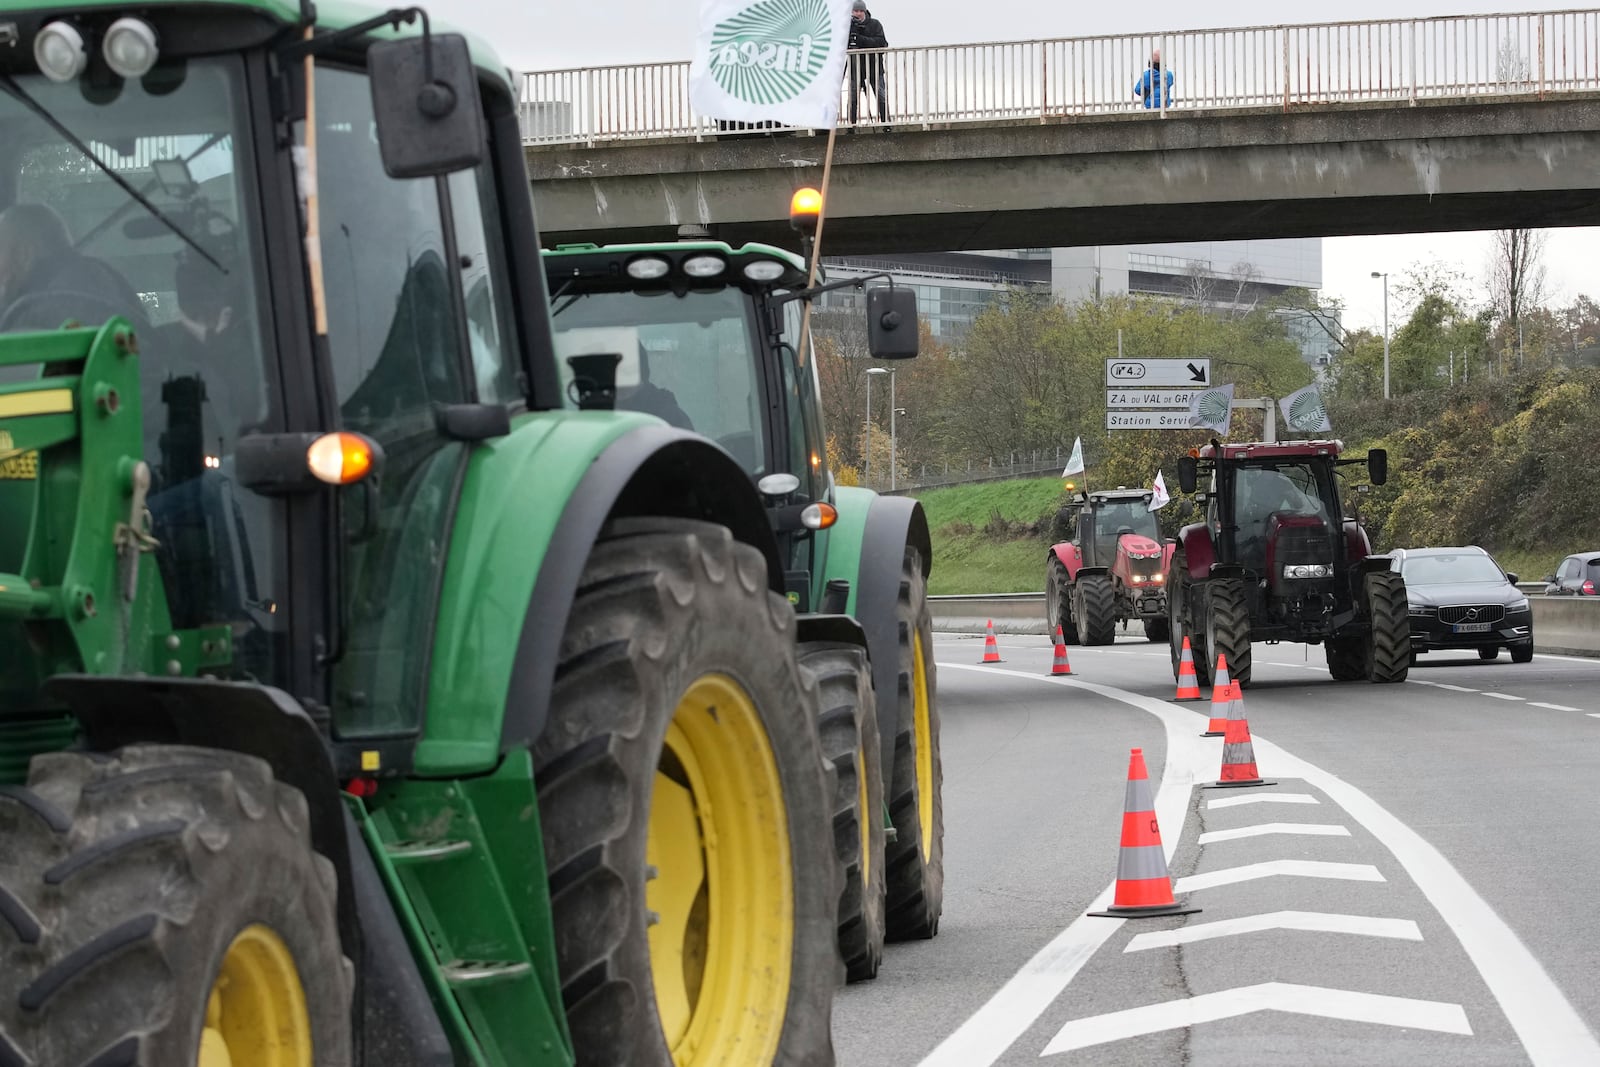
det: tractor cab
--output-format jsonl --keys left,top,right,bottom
{"left": 1069, "top": 487, "right": 1163, "bottom": 570}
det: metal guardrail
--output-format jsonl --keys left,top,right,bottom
{"left": 520, "top": 10, "right": 1600, "bottom": 145}
{"left": 930, "top": 589, "right": 1600, "bottom": 656}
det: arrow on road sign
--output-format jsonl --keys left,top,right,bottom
{"left": 1186, "top": 361, "right": 1207, "bottom": 383}
{"left": 1041, "top": 982, "right": 1471, "bottom": 1055}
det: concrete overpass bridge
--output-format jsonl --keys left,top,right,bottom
{"left": 518, "top": 10, "right": 1600, "bottom": 254}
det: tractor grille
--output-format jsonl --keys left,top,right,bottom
{"left": 1274, "top": 524, "right": 1332, "bottom": 565}
{"left": 1438, "top": 604, "right": 1505, "bottom": 626}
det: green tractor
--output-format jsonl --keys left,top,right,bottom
{"left": 541, "top": 228, "right": 945, "bottom": 982}
{"left": 0, "top": 3, "right": 882, "bottom": 1065}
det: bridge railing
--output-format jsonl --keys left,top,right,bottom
{"left": 520, "top": 9, "right": 1600, "bottom": 146}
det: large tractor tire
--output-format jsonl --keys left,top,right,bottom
{"left": 884, "top": 548, "right": 944, "bottom": 942}
{"left": 1363, "top": 571, "right": 1411, "bottom": 683}
{"left": 1167, "top": 551, "right": 1211, "bottom": 686}
{"left": 1325, "top": 636, "right": 1366, "bottom": 680}
{"left": 0, "top": 745, "right": 352, "bottom": 1067}
{"left": 534, "top": 518, "right": 840, "bottom": 1067}
{"left": 1204, "top": 579, "right": 1253, "bottom": 688}
{"left": 798, "top": 642, "right": 887, "bottom": 983}
{"left": 1045, "top": 559, "right": 1078, "bottom": 645}
{"left": 1073, "top": 575, "right": 1118, "bottom": 646}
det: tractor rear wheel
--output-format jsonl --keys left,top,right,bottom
{"left": 798, "top": 642, "right": 887, "bottom": 983}
{"left": 1074, "top": 575, "right": 1117, "bottom": 646}
{"left": 1363, "top": 571, "right": 1411, "bottom": 683}
{"left": 885, "top": 548, "right": 944, "bottom": 942}
{"left": 1045, "top": 560, "right": 1078, "bottom": 644}
{"left": 0, "top": 746, "right": 352, "bottom": 1067}
{"left": 1205, "top": 579, "right": 1253, "bottom": 687}
{"left": 1167, "top": 552, "right": 1211, "bottom": 687}
{"left": 535, "top": 518, "right": 840, "bottom": 1067}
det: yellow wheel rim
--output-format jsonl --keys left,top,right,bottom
{"left": 911, "top": 632, "right": 935, "bottom": 860}
{"left": 196, "top": 924, "right": 312, "bottom": 1067}
{"left": 647, "top": 673, "right": 793, "bottom": 1067}
{"left": 857, "top": 745, "right": 871, "bottom": 888}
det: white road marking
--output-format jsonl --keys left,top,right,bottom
{"left": 1039, "top": 982, "right": 1472, "bottom": 1056}
{"left": 1434, "top": 683, "right": 1480, "bottom": 692}
{"left": 923, "top": 661, "right": 1600, "bottom": 1067}
{"left": 1175, "top": 859, "right": 1383, "bottom": 892}
{"left": 1481, "top": 692, "right": 1525, "bottom": 701}
{"left": 1588, "top": 713, "right": 1600, "bottom": 720}
{"left": 1529, "top": 702, "right": 1582, "bottom": 712}
{"left": 1207, "top": 792, "right": 1319, "bottom": 809}
{"left": 1196, "top": 822, "right": 1351, "bottom": 844}
{"left": 1123, "top": 911, "right": 1423, "bottom": 953}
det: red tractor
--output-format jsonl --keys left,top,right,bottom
{"left": 1165, "top": 440, "right": 1409, "bottom": 687}
{"left": 1046, "top": 487, "right": 1175, "bottom": 644}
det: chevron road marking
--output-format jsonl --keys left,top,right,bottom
{"left": 1040, "top": 982, "right": 1471, "bottom": 1056}
{"left": 1123, "top": 911, "right": 1423, "bottom": 953}
{"left": 1175, "top": 860, "right": 1383, "bottom": 893}
{"left": 1206, "top": 792, "right": 1319, "bottom": 809}
{"left": 1196, "top": 823, "right": 1350, "bottom": 844}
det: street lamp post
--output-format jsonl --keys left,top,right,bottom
{"left": 866, "top": 367, "right": 888, "bottom": 486}
{"left": 1370, "top": 270, "right": 1390, "bottom": 399}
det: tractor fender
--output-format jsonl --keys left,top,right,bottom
{"left": 825, "top": 488, "right": 930, "bottom": 778}
{"left": 1049, "top": 542, "right": 1085, "bottom": 581}
{"left": 416, "top": 412, "right": 781, "bottom": 766}
{"left": 1343, "top": 519, "right": 1374, "bottom": 561}
{"left": 796, "top": 613, "right": 872, "bottom": 652}
{"left": 1176, "top": 521, "right": 1217, "bottom": 578}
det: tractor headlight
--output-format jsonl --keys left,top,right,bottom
{"left": 103, "top": 17, "right": 159, "bottom": 79}
{"left": 682, "top": 254, "right": 726, "bottom": 278}
{"left": 743, "top": 259, "right": 787, "bottom": 282}
{"left": 1283, "top": 563, "right": 1333, "bottom": 579}
{"left": 625, "top": 256, "right": 671, "bottom": 280}
{"left": 34, "top": 21, "right": 88, "bottom": 82}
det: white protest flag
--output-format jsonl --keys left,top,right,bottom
{"left": 1188, "top": 383, "right": 1234, "bottom": 436}
{"left": 1062, "top": 436, "right": 1085, "bottom": 477}
{"left": 1279, "top": 383, "right": 1332, "bottom": 433}
{"left": 1149, "top": 470, "right": 1170, "bottom": 511}
{"left": 690, "top": 0, "right": 855, "bottom": 129}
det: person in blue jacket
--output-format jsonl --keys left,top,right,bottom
{"left": 1133, "top": 49, "right": 1174, "bottom": 109}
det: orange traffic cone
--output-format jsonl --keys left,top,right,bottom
{"left": 980, "top": 620, "right": 1003, "bottom": 663}
{"left": 1173, "top": 635, "right": 1202, "bottom": 702}
{"left": 1202, "top": 652, "right": 1238, "bottom": 736}
{"left": 1206, "top": 685, "right": 1275, "bottom": 789}
{"left": 1050, "top": 626, "right": 1073, "bottom": 675}
{"left": 1089, "top": 748, "right": 1200, "bottom": 919}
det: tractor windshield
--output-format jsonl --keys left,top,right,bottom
{"left": 551, "top": 287, "right": 767, "bottom": 472}
{"left": 1091, "top": 500, "right": 1160, "bottom": 559}
{"left": 1231, "top": 462, "right": 1337, "bottom": 567}
{"left": 0, "top": 59, "right": 284, "bottom": 683}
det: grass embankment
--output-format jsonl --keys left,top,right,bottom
{"left": 909, "top": 477, "right": 1066, "bottom": 595}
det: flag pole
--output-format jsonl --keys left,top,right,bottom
{"left": 795, "top": 122, "right": 839, "bottom": 371}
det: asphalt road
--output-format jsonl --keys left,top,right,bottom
{"left": 832, "top": 631, "right": 1600, "bottom": 1067}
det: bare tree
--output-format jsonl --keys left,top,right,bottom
{"left": 1224, "top": 260, "right": 1263, "bottom": 315}
{"left": 1180, "top": 259, "right": 1217, "bottom": 308}
{"left": 1496, "top": 36, "right": 1531, "bottom": 87}
{"left": 1488, "top": 228, "right": 1548, "bottom": 340}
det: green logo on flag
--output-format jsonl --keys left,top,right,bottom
{"left": 709, "top": 0, "right": 833, "bottom": 104}
{"left": 1287, "top": 390, "right": 1329, "bottom": 432}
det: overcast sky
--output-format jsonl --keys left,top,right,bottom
{"left": 444, "top": 0, "right": 1597, "bottom": 334}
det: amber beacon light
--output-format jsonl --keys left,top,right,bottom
{"left": 307, "top": 432, "right": 379, "bottom": 485}
{"left": 789, "top": 187, "right": 822, "bottom": 233}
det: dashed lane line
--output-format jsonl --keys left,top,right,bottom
{"left": 919, "top": 662, "right": 1600, "bottom": 1067}
{"left": 1039, "top": 982, "right": 1473, "bottom": 1057}
{"left": 1530, "top": 702, "right": 1583, "bottom": 712}
{"left": 1207, "top": 792, "right": 1319, "bottom": 809}
{"left": 1196, "top": 823, "right": 1351, "bottom": 844}
{"left": 1123, "top": 911, "right": 1423, "bottom": 953}
{"left": 1481, "top": 692, "right": 1526, "bottom": 701}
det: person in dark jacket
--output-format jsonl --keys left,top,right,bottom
{"left": 0, "top": 202, "right": 144, "bottom": 331}
{"left": 846, "top": 0, "right": 890, "bottom": 125}
{"left": 1133, "top": 49, "right": 1175, "bottom": 109}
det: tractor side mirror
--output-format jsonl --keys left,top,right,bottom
{"left": 1177, "top": 456, "right": 1198, "bottom": 494}
{"left": 1367, "top": 448, "right": 1388, "bottom": 486}
{"left": 369, "top": 33, "right": 485, "bottom": 179}
{"left": 866, "top": 287, "right": 919, "bottom": 359}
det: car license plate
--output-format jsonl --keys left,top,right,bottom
{"left": 1453, "top": 622, "right": 1491, "bottom": 633}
